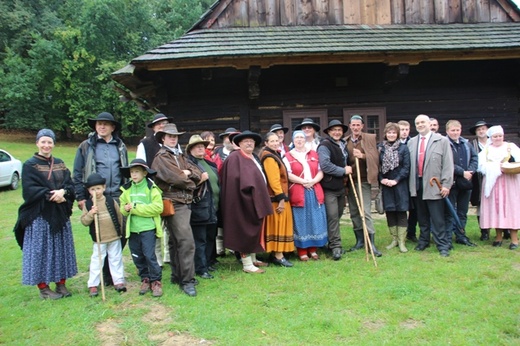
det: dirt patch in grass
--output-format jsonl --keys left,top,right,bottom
{"left": 96, "top": 319, "right": 126, "bottom": 346}
{"left": 400, "top": 318, "right": 425, "bottom": 329}
{"left": 363, "top": 319, "right": 386, "bottom": 331}
{"left": 95, "top": 301, "right": 212, "bottom": 345}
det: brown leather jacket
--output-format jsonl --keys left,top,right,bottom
{"left": 152, "top": 147, "right": 202, "bottom": 204}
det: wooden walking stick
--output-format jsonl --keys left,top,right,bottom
{"left": 348, "top": 174, "right": 369, "bottom": 261}
{"left": 92, "top": 197, "right": 106, "bottom": 301}
{"left": 354, "top": 157, "right": 377, "bottom": 267}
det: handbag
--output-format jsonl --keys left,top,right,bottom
{"left": 161, "top": 199, "right": 175, "bottom": 217}
{"left": 375, "top": 188, "right": 384, "bottom": 214}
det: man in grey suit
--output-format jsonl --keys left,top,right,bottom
{"left": 408, "top": 114, "right": 454, "bottom": 257}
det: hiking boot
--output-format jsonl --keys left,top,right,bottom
{"left": 114, "top": 284, "right": 127, "bottom": 293}
{"left": 151, "top": 281, "right": 163, "bottom": 297}
{"left": 139, "top": 278, "right": 151, "bottom": 295}
{"left": 55, "top": 283, "right": 72, "bottom": 297}
{"left": 39, "top": 286, "right": 63, "bottom": 300}
{"left": 89, "top": 287, "right": 99, "bottom": 297}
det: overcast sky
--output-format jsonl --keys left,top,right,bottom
{"left": 513, "top": 0, "right": 520, "bottom": 8}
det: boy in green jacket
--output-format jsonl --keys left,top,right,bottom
{"left": 119, "top": 159, "right": 163, "bottom": 297}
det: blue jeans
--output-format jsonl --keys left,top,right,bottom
{"left": 129, "top": 230, "right": 162, "bottom": 282}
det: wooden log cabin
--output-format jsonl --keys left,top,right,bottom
{"left": 112, "top": 0, "right": 520, "bottom": 144}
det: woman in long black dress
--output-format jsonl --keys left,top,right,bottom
{"left": 14, "top": 129, "right": 78, "bottom": 299}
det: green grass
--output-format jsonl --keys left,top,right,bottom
{"left": 1, "top": 136, "right": 519, "bottom": 345}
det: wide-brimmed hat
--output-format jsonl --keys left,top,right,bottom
{"left": 323, "top": 119, "right": 348, "bottom": 134}
{"left": 85, "top": 173, "right": 106, "bottom": 188}
{"left": 469, "top": 120, "right": 493, "bottom": 135}
{"left": 186, "top": 135, "right": 210, "bottom": 153}
{"left": 294, "top": 118, "right": 320, "bottom": 132}
{"left": 269, "top": 123, "right": 288, "bottom": 134}
{"left": 87, "top": 112, "right": 121, "bottom": 132}
{"left": 155, "top": 123, "right": 186, "bottom": 143}
{"left": 231, "top": 130, "right": 262, "bottom": 147}
{"left": 120, "top": 159, "right": 156, "bottom": 178}
{"left": 219, "top": 127, "right": 239, "bottom": 138}
{"left": 147, "top": 113, "right": 173, "bottom": 128}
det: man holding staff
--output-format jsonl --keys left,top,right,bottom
{"left": 345, "top": 115, "right": 382, "bottom": 257}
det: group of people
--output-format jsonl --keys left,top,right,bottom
{"left": 13, "top": 112, "right": 519, "bottom": 300}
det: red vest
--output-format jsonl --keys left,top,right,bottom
{"left": 284, "top": 150, "right": 324, "bottom": 207}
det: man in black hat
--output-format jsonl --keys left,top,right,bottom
{"left": 73, "top": 112, "right": 129, "bottom": 286}
{"left": 317, "top": 120, "right": 351, "bottom": 260}
{"left": 136, "top": 113, "right": 174, "bottom": 166}
{"left": 213, "top": 127, "right": 239, "bottom": 170}
{"left": 152, "top": 123, "right": 204, "bottom": 297}
{"left": 269, "top": 124, "right": 290, "bottom": 157}
{"left": 469, "top": 120, "right": 493, "bottom": 241}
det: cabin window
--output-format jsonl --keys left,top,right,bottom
{"left": 282, "top": 109, "right": 328, "bottom": 144}
{"left": 343, "top": 107, "right": 386, "bottom": 142}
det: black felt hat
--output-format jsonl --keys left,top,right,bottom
{"left": 323, "top": 119, "right": 348, "bottom": 134}
{"left": 120, "top": 159, "right": 156, "bottom": 178}
{"left": 87, "top": 112, "right": 121, "bottom": 132}
{"left": 85, "top": 173, "right": 106, "bottom": 188}
{"left": 231, "top": 130, "right": 262, "bottom": 147}
{"left": 147, "top": 113, "right": 173, "bottom": 128}
{"left": 294, "top": 118, "right": 320, "bottom": 132}
{"left": 269, "top": 123, "right": 288, "bottom": 134}
{"left": 469, "top": 120, "right": 493, "bottom": 135}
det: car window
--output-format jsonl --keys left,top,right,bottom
{"left": 0, "top": 152, "right": 10, "bottom": 162}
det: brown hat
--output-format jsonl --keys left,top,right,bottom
{"left": 155, "top": 123, "right": 185, "bottom": 143}
{"left": 186, "top": 135, "right": 210, "bottom": 153}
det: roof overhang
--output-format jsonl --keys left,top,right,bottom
{"left": 111, "top": 23, "right": 520, "bottom": 104}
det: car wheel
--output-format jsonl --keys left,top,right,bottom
{"left": 10, "top": 172, "right": 20, "bottom": 190}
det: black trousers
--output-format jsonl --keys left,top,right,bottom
{"left": 413, "top": 180, "right": 450, "bottom": 252}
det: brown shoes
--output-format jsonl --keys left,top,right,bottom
{"left": 139, "top": 278, "right": 151, "bottom": 295}
{"left": 151, "top": 281, "right": 163, "bottom": 297}
{"left": 55, "top": 283, "right": 72, "bottom": 297}
{"left": 39, "top": 286, "right": 63, "bottom": 300}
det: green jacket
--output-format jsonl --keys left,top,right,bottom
{"left": 119, "top": 178, "right": 163, "bottom": 239}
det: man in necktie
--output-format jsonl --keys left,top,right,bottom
{"left": 407, "top": 115, "right": 454, "bottom": 257}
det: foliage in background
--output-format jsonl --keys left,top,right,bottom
{"left": 0, "top": 0, "right": 214, "bottom": 137}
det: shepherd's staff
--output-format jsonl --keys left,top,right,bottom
{"left": 93, "top": 197, "right": 106, "bottom": 301}
{"left": 352, "top": 157, "right": 377, "bottom": 267}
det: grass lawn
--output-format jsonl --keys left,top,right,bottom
{"left": 0, "top": 133, "right": 519, "bottom": 345}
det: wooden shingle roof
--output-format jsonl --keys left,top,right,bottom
{"left": 120, "top": 23, "right": 520, "bottom": 72}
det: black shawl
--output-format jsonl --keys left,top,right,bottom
{"left": 13, "top": 154, "right": 75, "bottom": 249}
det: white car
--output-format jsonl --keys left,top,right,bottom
{"left": 0, "top": 149, "right": 22, "bottom": 190}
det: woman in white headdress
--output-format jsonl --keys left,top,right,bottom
{"left": 478, "top": 125, "right": 520, "bottom": 250}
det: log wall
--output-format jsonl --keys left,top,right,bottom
{"left": 206, "top": 0, "right": 517, "bottom": 27}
